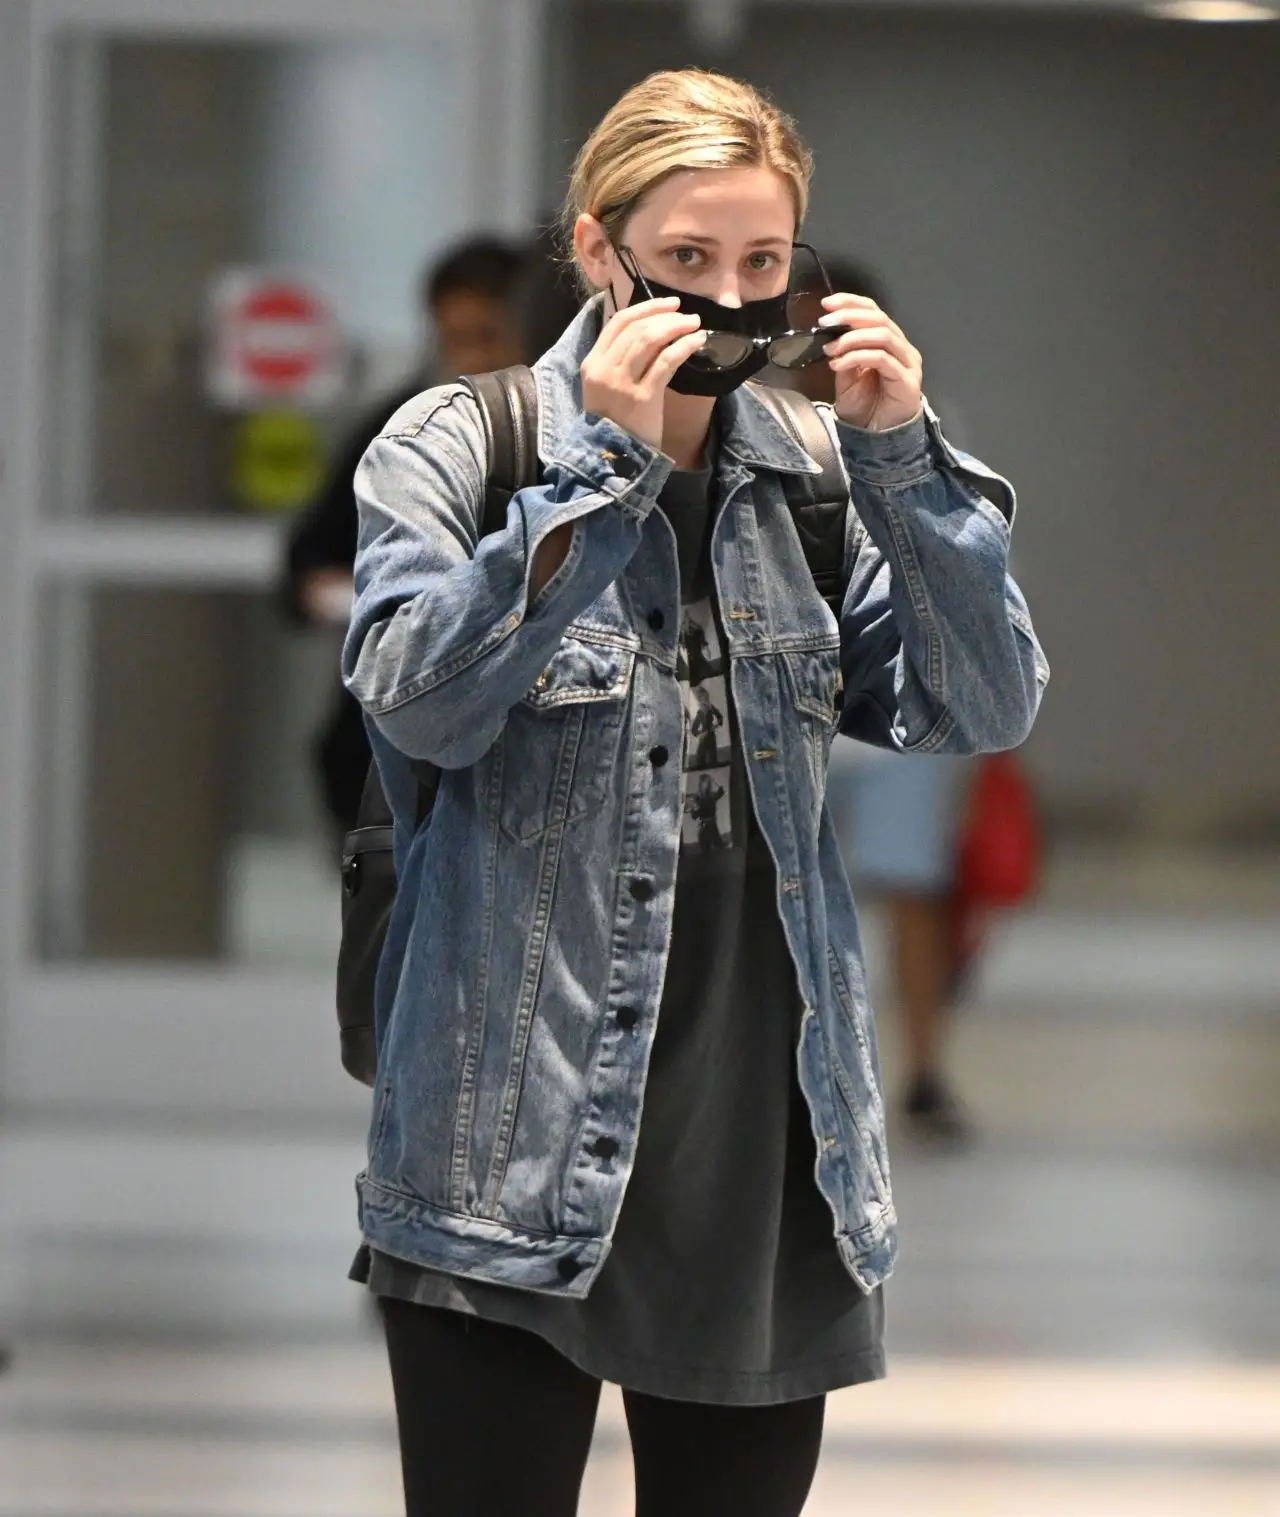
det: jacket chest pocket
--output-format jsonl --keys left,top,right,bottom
{"left": 781, "top": 640, "right": 843, "bottom": 799}
{"left": 495, "top": 630, "right": 635, "bottom": 845}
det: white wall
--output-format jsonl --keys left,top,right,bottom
{"left": 551, "top": 4, "right": 1280, "bottom": 835}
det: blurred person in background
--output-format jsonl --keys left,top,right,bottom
{"left": 514, "top": 215, "right": 587, "bottom": 360}
{"left": 766, "top": 256, "right": 977, "bottom": 1149}
{"left": 283, "top": 235, "right": 527, "bottom": 838}
{"left": 343, "top": 68, "right": 1045, "bottom": 1517}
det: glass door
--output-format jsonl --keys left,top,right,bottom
{"left": 0, "top": 0, "right": 545, "bottom": 1122}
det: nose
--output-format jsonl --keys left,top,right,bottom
{"left": 713, "top": 276, "right": 743, "bottom": 309}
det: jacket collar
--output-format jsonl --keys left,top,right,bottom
{"left": 532, "top": 295, "right": 822, "bottom": 480}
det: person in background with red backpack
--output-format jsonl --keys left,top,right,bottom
{"left": 341, "top": 68, "right": 1047, "bottom": 1517}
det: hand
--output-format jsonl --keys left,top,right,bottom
{"left": 580, "top": 298, "right": 706, "bottom": 451}
{"left": 819, "top": 294, "right": 924, "bottom": 432}
{"left": 299, "top": 567, "right": 355, "bottom": 626}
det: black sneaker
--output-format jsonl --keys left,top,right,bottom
{"left": 902, "top": 1073, "right": 974, "bottom": 1150}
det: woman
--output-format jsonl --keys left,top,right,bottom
{"left": 343, "top": 68, "right": 1047, "bottom": 1517}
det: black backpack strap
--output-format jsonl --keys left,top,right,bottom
{"left": 747, "top": 382, "right": 851, "bottom": 617}
{"left": 337, "top": 367, "right": 541, "bottom": 1088}
{"left": 459, "top": 365, "right": 541, "bottom": 536}
{"left": 387, "top": 367, "right": 540, "bottom": 831}
{"left": 749, "top": 382, "right": 848, "bottom": 507}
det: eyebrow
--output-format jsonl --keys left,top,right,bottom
{"left": 661, "top": 232, "right": 792, "bottom": 250}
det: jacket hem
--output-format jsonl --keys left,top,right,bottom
{"left": 357, "top": 1173, "right": 896, "bottom": 1299}
{"left": 838, "top": 1210, "right": 899, "bottom": 1292}
{"left": 357, "top": 1173, "right": 610, "bottom": 1299}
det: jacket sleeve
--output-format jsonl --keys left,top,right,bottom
{"left": 830, "top": 400, "right": 1049, "bottom": 755}
{"left": 341, "top": 383, "right": 673, "bottom": 769}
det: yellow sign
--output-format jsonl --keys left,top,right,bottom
{"left": 229, "top": 410, "right": 326, "bottom": 512}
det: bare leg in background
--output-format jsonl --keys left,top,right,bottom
{"left": 890, "top": 892, "right": 971, "bottom": 1146}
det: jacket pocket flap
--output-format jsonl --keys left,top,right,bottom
{"left": 523, "top": 633, "right": 635, "bottom": 709}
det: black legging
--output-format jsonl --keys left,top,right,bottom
{"left": 380, "top": 1296, "right": 826, "bottom": 1517}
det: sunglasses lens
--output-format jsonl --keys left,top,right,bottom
{"left": 769, "top": 332, "right": 824, "bottom": 369}
{"left": 689, "top": 331, "right": 755, "bottom": 370}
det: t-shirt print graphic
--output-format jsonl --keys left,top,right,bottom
{"left": 677, "top": 598, "right": 735, "bottom": 852}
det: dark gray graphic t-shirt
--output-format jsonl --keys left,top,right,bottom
{"left": 356, "top": 445, "right": 884, "bottom": 1404}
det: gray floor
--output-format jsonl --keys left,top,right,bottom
{"left": 2, "top": 840, "right": 1279, "bottom": 1513}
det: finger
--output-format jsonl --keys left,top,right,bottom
{"left": 819, "top": 292, "right": 884, "bottom": 321}
{"left": 828, "top": 349, "right": 915, "bottom": 386}
{"left": 585, "top": 312, "right": 700, "bottom": 386}
{"left": 597, "top": 297, "right": 682, "bottom": 354}
{"left": 616, "top": 321, "right": 703, "bottom": 386}
{"left": 605, "top": 295, "right": 681, "bottom": 325}
{"left": 643, "top": 329, "right": 709, "bottom": 388}
{"left": 819, "top": 299, "right": 909, "bottom": 345}
{"left": 825, "top": 344, "right": 920, "bottom": 393}
{"left": 615, "top": 313, "right": 703, "bottom": 379}
{"left": 822, "top": 326, "right": 918, "bottom": 369}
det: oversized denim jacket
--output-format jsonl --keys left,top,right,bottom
{"left": 343, "top": 298, "right": 1048, "bottom": 1300}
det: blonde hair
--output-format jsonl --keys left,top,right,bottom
{"left": 561, "top": 70, "right": 813, "bottom": 290}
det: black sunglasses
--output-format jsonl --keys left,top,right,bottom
{"left": 617, "top": 241, "right": 848, "bottom": 372}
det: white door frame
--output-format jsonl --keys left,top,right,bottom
{"left": 0, "top": 0, "right": 545, "bottom": 1119}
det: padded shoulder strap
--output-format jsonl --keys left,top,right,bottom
{"left": 459, "top": 365, "right": 541, "bottom": 538}
{"left": 747, "top": 382, "right": 847, "bottom": 505}
{"left": 746, "top": 382, "right": 850, "bottom": 619}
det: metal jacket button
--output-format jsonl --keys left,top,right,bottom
{"left": 648, "top": 745, "right": 669, "bottom": 767}
{"left": 647, "top": 608, "right": 665, "bottom": 632}
{"left": 628, "top": 879, "right": 654, "bottom": 903}
{"left": 600, "top": 447, "right": 637, "bottom": 479}
{"left": 593, "top": 1136, "right": 619, "bottom": 1160}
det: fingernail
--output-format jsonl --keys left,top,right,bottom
{"left": 818, "top": 313, "right": 843, "bottom": 326}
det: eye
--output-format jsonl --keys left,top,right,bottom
{"left": 669, "top": 246, "right": 704, "bottom": 267}
{"left": 746, "top": 250, "right": 781, "bottom": 272}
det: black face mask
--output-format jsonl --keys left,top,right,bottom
{"left": 612, "top": 247, "right": 791, "bottom": 397}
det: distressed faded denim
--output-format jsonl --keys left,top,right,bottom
{"left": 343, "top": 298, "right": 1048, "bottom": 1299}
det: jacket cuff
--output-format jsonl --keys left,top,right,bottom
{"left": 836, "top": 407, "right": 932, "bottom": 488}
{"left": 550, "top": 413, "right": 673, "bottom": 509}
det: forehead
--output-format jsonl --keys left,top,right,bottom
{"left": 431, "top": 288, "right": 509, "bottom": 320}
{"left": 629, "top": 165, "right": 796, "bottom": 243}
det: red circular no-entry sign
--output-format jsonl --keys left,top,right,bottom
{"left": 208, "top": 270, "right": 344, "bottom": 409}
